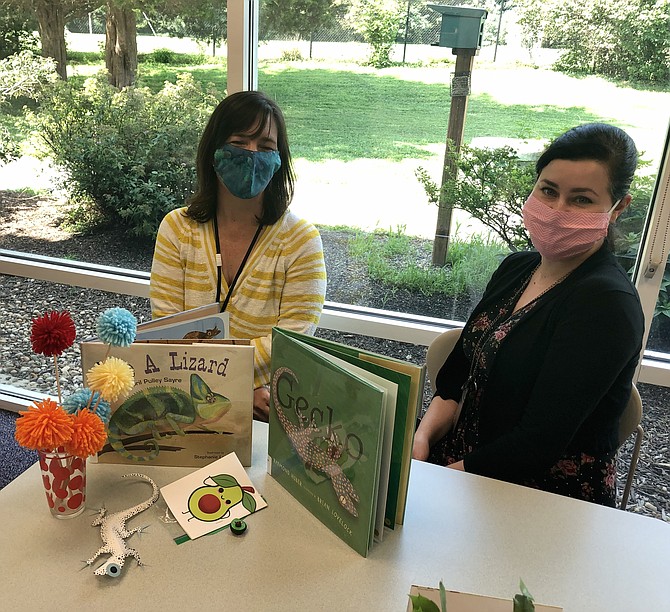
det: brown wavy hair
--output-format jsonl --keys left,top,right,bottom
{"left": 185, "top": 91, "right": 294, "bottom": 225}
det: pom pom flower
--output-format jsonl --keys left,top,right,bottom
{"left": 97, "top": 307, "right": 137, "bottom": 347}
{"left": 30, "top": 310, "right": 76, "bottom": 357}
{"left": 64, "top": 409, "right": 108, "bottom": 458}
{"left": 15, "top": 398, "right": 74, "bottom": 451}
{"left": 63, "top": 388, "right": 111, "bottom": 425}
{"left": 87, "top": 357, "right": 135, "bottom": 402}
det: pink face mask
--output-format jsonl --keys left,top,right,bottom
{"left": 522, "top": 194, "right": 620, "bottom": 260}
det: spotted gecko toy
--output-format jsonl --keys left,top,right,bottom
{"left": 86, "top": 473, "right": 159, "bottom": 578}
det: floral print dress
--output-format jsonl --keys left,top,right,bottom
{"left": 428, "top": 273, "right": 618, "bottom": 507}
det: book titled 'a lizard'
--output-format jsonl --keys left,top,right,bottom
{"left": 267, "top": 328, "right": 424, "bottom": 557}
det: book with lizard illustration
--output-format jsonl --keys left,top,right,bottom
{"left": 134, "top": 303, "right": 230, "bottom": 341}
{"left": 269, "top": 327, "right": 425, "bottom": 527}
{"left": 267, "top": 328, "right": 424, "bottom": 557}
{"left": 81, "top": 339, "right": 254, "bottom": 467}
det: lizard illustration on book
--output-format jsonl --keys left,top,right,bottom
{"left": 182, "top": 326, "right": 221, "bottom": 340}
{"left": 106, "top": 373, "right": 231, "bottom": 461}
{"left": 271, "top": 366, "right": 360, "bottom": 517}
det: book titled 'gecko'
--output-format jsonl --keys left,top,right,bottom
{"left": 267, "top": 328, "right": 425, "bottom": 557}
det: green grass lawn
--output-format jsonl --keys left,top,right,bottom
{"left": 30, "top": 53, "right": 667, "bottom": 166}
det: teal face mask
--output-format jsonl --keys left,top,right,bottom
{"left": 213, "top": 144, "right": 281, "bottom": 199}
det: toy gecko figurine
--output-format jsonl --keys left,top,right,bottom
{"left": 86, "top": 473, "right": 159, "bottom": 578}
{"left": 271, "top": 366, "right": 360, "bottom": 517}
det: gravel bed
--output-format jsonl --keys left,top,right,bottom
{"left": 1, "top": 190, "right": 667, "bottom": 520}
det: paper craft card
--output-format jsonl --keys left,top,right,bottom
{"left": 160, "top": 452, "right": 267, "bottom": 540}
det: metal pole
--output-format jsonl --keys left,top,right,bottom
{"left": 402, "top": 0, "right": 411, "bottom": 64}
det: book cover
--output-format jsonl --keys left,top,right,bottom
{"left": 81, "top": 340, "right": 254, "bottom": 467}
{"left": 267, "top": 328, "right": 400, "bottom": 557}
{"left": 160, "top": 452, "right": 267, "bottom": 540}
{"left": 270, "top": 328, "right": 425, "bottom": 527}
{"left": 135, "top": 313, "right": 229, "bottom": 341}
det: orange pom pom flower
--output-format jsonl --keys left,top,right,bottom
{"left": 30, "top": 311, "right": 76, "bottom": 357}
{"left": 15, "top": 398, "right": 74, "bottom": 451}
{"left": 64, "top": 409, "right": 108, "bottom": 458}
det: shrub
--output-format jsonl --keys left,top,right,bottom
{"left": 0, "top": 11, "right": 39, "bottom": 60}
{"left": 280, "top": 48, "right": 304, "bottom": 62}
{"left": 349, "top": 0, "right": 404, "bottom": 69}
{"left": 33, "top": 73, "right": 217, "bottom": 237}
{"left": 0, "top": 125, "right": 20, "bottom": 164}
{"left": 0, "top": 51, "right": 58, "bottom": 102}
{"left": 349, "top": 226, "right": 505, "bottom": 297}
{"left": 148, "top": 48, "right": 177, "bottom": 64}
{"left": 417, "top": 144, "right": 537, "bottom": 253}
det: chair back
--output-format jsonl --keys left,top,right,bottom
{"left": 618, "top": 384, "right": 643, "bottom": 447}
{"left": 426, "top": 328, "right": 462, "bottom": 394}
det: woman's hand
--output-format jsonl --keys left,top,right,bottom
{"left": 412, "top": 431, "right": 431, "bottom": 461}
{"left": 412, "top": 395, "right": 460, "bottom": 462}
{"left": 253, "top": 386, "right": 270, "bottom": 422}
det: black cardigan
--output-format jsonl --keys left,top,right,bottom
{"left": 435, "top": 245, "right": 645, "bottom": 483}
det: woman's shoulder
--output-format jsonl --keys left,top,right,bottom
{"left": 272, "top": 210, "right": 321, "bottom": 240}
{"left": 159, "top": 207, "right": 206, "bottom": 236}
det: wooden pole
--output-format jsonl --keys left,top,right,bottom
{"left": 431, "top": 48, "right": 477, "bottom": 267}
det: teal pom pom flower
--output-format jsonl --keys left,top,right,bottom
{"left": 97, "top": 307, "right": 137, "bottom": 347}
{"left": 62, "top": 388, "right": 112, "bottom": 424}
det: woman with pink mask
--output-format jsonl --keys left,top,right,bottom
{"left": 413, "top": 123, "right": 644, "bottom": 506}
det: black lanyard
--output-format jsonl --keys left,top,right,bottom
{"left": 213, "top": 215, "right": 263, "bottom": 313}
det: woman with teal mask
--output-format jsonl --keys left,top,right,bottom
{"left": 150, "top": 91, "right": 327, "bottom": 421}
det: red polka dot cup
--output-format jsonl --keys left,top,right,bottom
{"left": 37, "top": 448, "right": 86, "bottom": 519}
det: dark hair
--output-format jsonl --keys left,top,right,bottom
{"left": 536, "top": 123, "right": 638, "bottom": 202}
{"left": 185, "top": 90, "right": 294, "bottom": 225}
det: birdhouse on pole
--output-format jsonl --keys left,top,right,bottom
{"left": 428, "top": 5, "right": 487, "bottom": 266}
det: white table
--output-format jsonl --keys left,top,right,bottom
{"left": 1, "top": 422, "right": 668, "bottom": 611}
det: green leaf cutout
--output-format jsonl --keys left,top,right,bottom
{"left": 408, "top": 594, "right": 441, "bottom": 612}
{"left": 513, "top": 578, "right": 535, "bottom": 612}
{"left": 242, "top": 491, "right": 257, "bottom": 513}
{"left": 211, "top": 474, "right": 239, "bottom": 488}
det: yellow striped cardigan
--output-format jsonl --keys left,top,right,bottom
{"left": 150, "top": 207, "right": 327, "bottom": 387}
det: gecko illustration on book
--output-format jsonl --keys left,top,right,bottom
{"left": 182, "top": 326, "right": 221, "bottom": 340}
{"left": 271, "top": 366, "right": 360, "bottom": 517}
{"left": 107, "top": 373, "right": 231, "bottom": 461}
{"left": 86, "top": 473, "right": 159, "bottom": 578}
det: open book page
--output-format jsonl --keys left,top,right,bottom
{"left": 313, "top": 349, "right": 398, "bottom": 545}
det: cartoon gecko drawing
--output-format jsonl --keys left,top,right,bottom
{"left": 86, "top": 473, "right": 159, "bottom": 578}
{"left": 184, "top": 474, "right": 257, "bottom": 522}
{"left": 107, "top": 373, "right": 231, "bottom": 462}
{"left": 271, "top": 366, "right": 360, "bottom": 517}
{"left": 182, "top": 326, "right": 221, "bottom": 340}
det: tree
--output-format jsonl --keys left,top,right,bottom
{"left": 2, "top": 0, "right": 97, "bottom": 80}
{"left": 105, "top": 0, "right": 138, "bottom": 88}
{"left": 348, "top": 0, "right": 405, "bottom": 68}
{"left": 0, "top": 4, "right": 39, "bottom": 59}
{"left": 144, "top": 1, "right": 228, "bottom": 57}
{"left": 516, "top": 0, "right": 670, "bottom": 83}
{"left": 263, "top": 0, "right": 347, "bottom": 58}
